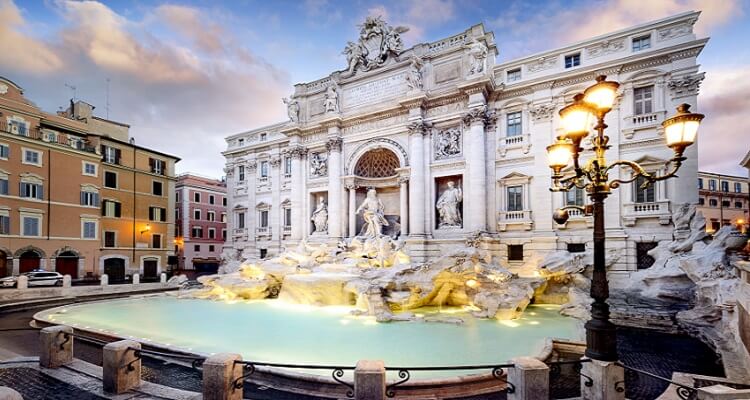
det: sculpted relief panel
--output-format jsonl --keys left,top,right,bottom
{"left": 433, "top": 127, "right": 462, "bottom": 160}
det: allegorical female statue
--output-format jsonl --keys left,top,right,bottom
{"left": 356, "top": 189, "right": 389, "bottom": 237}
{"left": 436, "top": 181, "right": 463, "bottom": 227}
{"left": 311, "top": 198, "right": 328, "bottom": 233}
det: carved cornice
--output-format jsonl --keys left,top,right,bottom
{"left": 494, "top": 155, "right": 535, "bottom": 166}
{"left": 326, "top": 137, "right": 343, "bottom": 152}
{"left": 493, "top": 86, "right": 534, "bottom": 101}
{"left": 399, "top": 96, "right": 428, "bottom": 110}
{"left": 667, "top": 72, "right": 704, "bottom": 99}
{"left": 529, "top": 103, "right": 556, "bottom": 121}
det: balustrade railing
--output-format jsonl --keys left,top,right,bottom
{"left": 0, "top": 121, "right": 97, "bottom": 154}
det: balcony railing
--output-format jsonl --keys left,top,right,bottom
{"left": 283, "top": 226, "right": 292, "bottom": 234}
{"left": 623, "top": 200, "right": 671, "bottom": 226}
{"left": 628, "top": 111, "right": 666, "bottom": 129}
{"left": 497, "top": 210, "right": 533, "bottom": 231}
{"left": 0, "top": 121, "right": 97, "bottom": 154}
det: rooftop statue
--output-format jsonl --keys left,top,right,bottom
{"left": 342, "top": 16, "right": 409, "bottom": 77}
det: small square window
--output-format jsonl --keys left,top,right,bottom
{"left": 632, "top": 35, "right": 651, "bottom": 52}
{"left": 209, "top": 195, "right": 215, "bottom": 205}
{"left": 83, "top": 162, "right": 97, "bottom": 176}
{"left": 23, "top": 149, "right": 41, "bottom": 165}
{"left": 22, "top": 216, "right": 40, "bottom": 236}
{"left": 104, "top": 171, "right": 117, "bottom": 188}
{"left": 507, "top": 68, "right": 521, "bottom": 82}
{"left": 194, "top": 192, "right": 201, "bottom": 203}
{"left": 104, "top": 231, "right": 116, "bottom": 247}
{"left": 567, "top": 243, "right": 586, "bottom": 253}
{"left": 82, "top": 221, "right": 97, "bottom": 239}
{"left": 508, "top": 244, "right": 524, "bottom": 261}
{"left": 209, "top": 245, "right": 215, "bottom": 252}
{"left": 194, "top": 244, "right": 200, "bottom": 252}
{"left": 152, "top": 181, "right": 163, "bottom": 196}
{"left": 0, "top": 144, "right": 9, "bottom": 159}
{"left": 564, "top": 53, "right": 580, "bottom": 68}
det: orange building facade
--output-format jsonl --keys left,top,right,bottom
{"left": 0, "top": 77, "right": 179, "bottom": 280}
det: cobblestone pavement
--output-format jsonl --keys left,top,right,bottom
{"left": 0, "top": 309, "right": 729, "bottom": 400}
{"left": 0, "top": 367, "right": 105, "bottom": 399}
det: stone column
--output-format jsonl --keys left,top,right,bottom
{"left": 270, "top": 155, "right": 282, "bottom": 245}
{"left": 408, "top": 121, "right": 428, "bottom": 237}
{"left": 399, "top": 177, "right": 409, "bottom": 236}
{"left": 327, "top": 137, "right": 343, "bottom": 239}
{"left": 508, "top": 357, "right": 549, "bottom": 400}
{"left": 354, "top": 360, "right": 386, "bottom": 400}
{"left": 289, "top": 146, "right": 307, "bottom": 241}
{"left": 347, "top": 184, "right": 357, "bottom": 237}
{"left": 463, "top": 106, "right": 490, "bottom": 231}
{"left": 246, "top": 160, "right": 258, "bottom": 255}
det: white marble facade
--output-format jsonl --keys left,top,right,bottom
{"left": 223, "top": 12, "right": 706, "bottom": 277}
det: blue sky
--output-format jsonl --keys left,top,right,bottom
{"left": 2, "top": 0, "right": 749, "bottom": 176}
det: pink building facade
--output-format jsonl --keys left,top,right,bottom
{"left": 175, "top": 173, "right": 227, "bottom": 275}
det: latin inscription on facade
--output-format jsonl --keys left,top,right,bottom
{"left": 342, "top": 72, "right": 407, "bottom": 108}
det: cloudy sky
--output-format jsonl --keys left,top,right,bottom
{"left": 1, "top": 0, "right": 748, "bottom": 177}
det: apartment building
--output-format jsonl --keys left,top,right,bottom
{"left": 175, "top": 174, "right": 227, "bottom": 276}
{"left": 697, "top": 171, "right": 749, "bottom": 234}
{"left": 0, "top": 76, "right": 179, "bottom": 280}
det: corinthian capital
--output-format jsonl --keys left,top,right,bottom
{"left": 326, "top": 137, "right": 343, "bottom": 152}
{"left": 407, "top": 120, "right": 433, "bottom": 136}
{"left": 246, "top": 160, "right": 258, "bottom": 172}
{"left": 288, "top": 145, "right": 308, "bottom": 159}
{"left": 462, "top": 105, "right": 491, "bottom": 125}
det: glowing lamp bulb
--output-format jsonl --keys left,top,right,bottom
{"left": 583, "top": 75, "right": 620, "bottom": 113}
{"left": 559, "top": 93, "right": 593, "bottom": 142}
{"left": 546, "top": 140, "right": 574, "bottom": 172}
{"left": 663, "top": 104, "right": 703, "bottom": 151}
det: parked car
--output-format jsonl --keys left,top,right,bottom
{"left": 0, "top": 271, "right": 64, "bottom": 288}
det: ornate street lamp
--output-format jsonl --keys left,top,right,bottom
{"left": 547, "top": 75, "right": 704, "bottom": 361}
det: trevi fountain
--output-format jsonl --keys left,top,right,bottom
{"left": 38, "top": 191, "right": 750, "bottom": 385}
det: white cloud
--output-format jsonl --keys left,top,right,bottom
{"left": 1, "top": 0, "right": 289, "bottom": 176}
{"left": 697, "top": 67, "right": 750, "bottom": 176}
{"left": 0, "top": 0, "right": 64, "bottom": 74}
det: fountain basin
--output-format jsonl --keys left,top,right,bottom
{"left": 34, "top": 295, "right": 579, "bottom": 381}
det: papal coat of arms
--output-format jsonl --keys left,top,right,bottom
{"left": 342, "top": 16, "right": 409, "bottom": 77}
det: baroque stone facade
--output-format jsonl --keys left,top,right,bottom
{"left": 223, "top": 12, "right": 706, "bottom": 278}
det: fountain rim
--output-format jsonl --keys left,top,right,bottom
{"left": 31, "top": 293, "right": 577, "bottom": 386}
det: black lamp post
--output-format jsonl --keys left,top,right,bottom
{"left": 547, "top": 75, "right": 704, "bottom": 361}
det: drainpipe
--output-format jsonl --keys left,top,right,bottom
{"left": 47, "top": 142, "right": 51, "bottom": 241}
{"left": 131, "top": 138, "right": 136, "bottom": 269}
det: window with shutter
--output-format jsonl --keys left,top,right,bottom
{"left": 0, "top": 215, "right": 9, "bottom": 234}
{"left": 0, "top": 179, "right": 8, "bottom": 195}
{"left": 114, "top": 202, "right": 121, "bottom": 217}
{"left": 160, "top": 207, "right": 166, "bottom": 222}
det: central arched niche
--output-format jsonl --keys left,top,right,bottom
{"left": 354, "top": 148, "right": 400, "bottom": 178}
{"left": 352, "top": 147, "right": 402, "bottom": 237}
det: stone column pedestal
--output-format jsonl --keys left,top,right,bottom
{"left": 508, "top": 356, "right": 549, "bottom": 400}
{"left": 132, "top": 273, "right": 140, "bottom": 285}
{"left": 100, "top": 274, "right": 108, "bottom": 286}
{"left": 202, "top": 353, "right": 244, "bottom": 400}
{"left": 102, "top": 340, "right": 141, "bottom": 394}
{"left": 39, "top": 325, "right": 73, "bottom": 368}
{"left": 354, "top": 360, "right": 386, "bottom": 400}
{"left": 581, "top": 359, "right": 625, "bottom": 400}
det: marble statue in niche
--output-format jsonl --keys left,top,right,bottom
{"left": 466, "top": 38, "right": 488, "bottom": 76}
{"left": 310, "top": 152, "right": 328, "bottom": 177}
{"left": 406, "top": 57, "right": 424, "bottom": 90}
{"left": 283, "top": 97, "right": 299, "bottom": 122}
{"left": 434, "top": 128, "right": 461, "bottom": 159}
{"left": 324, "top": 84, "right": 339, "bottom": 113}
{"left": 436, "top": 181, "right": 463, "bottom": 228}
{"left": 311, "top": 198, "right": 328, "bottom": 233}
{"left": 356, "top": 188, "right": 389, "bottom": 238}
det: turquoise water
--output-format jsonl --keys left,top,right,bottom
{"left": 37, "top": 297, "right": 578, "bottom": 378}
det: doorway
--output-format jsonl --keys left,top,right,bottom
{"left": 55, "top": 252, "right": 79, "bottom": 279}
